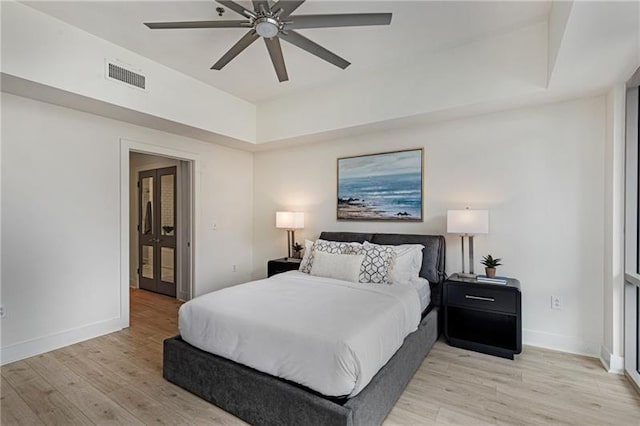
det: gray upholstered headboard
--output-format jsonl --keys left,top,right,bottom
{"left": 319, "top": 232, "right": 446, "bottom": 309}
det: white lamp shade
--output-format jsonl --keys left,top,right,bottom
{"left": 276, "top": 211, "right": 305, "bottom": 229}
{"left": 447, "top": 210, "right": 489, "bottom": 234}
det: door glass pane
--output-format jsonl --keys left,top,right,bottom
{"left": 141, "top": 176, "right": 154, "bottom": 235}
{"left": 161, "top": 247, "right": 174, "bottom": 283}
{"left": 142, "top": 245, "right": 154, "bottom": 279}
{"left": 161, "top": 174, "right": 175, "bottom": 236}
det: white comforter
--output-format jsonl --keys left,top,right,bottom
{"left": 179, "top": 271, "right": 421, "bottom": 397}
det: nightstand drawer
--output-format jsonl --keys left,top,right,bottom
{"left": 267, "top": 258, "right": 301, "bottom": 277}
{"left": 447, "top": 283, "right": 516, "bottom": 314}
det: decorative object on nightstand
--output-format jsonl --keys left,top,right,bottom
{"left": 476, "top": 275, "right": 508, "bottom": 284}
{"left": 275, "top": 211, "right": 304, "bottom": 260}
{"left": 447, "top": 208, "right": 489, "bottom": 278}
{"left": 443, "top": 273, "right": 522, "bottom": 359}
{"left": 480, "top": 254, "right": 502, "bottom": 278}
{"left": 267, "top": 258, "right": 302, "bottom": 277}
{"left": 292, "top": 242, "right": 304, "bottom": 259}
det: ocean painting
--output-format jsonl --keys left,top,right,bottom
{"left": 337, "top": 149, "right": 423, "bottom": 221}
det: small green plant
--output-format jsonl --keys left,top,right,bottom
{"left": 292, "top": 242, "right": 304, "bottom": 253}
{"left": 481, "top": 255, "right": 502, "bottom": 268}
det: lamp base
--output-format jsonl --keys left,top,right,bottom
{"left": 459, "top": 234, "right": 477, "bottom": 278}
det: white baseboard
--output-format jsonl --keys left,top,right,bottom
{"left": 523, "top": 328, "right": 599, "bottom": 357}
{"left": 600, "top": 345, "right": 625, "bottom": 374}
{"left": 0, "top": 317, "right": 126, "bottom": 366}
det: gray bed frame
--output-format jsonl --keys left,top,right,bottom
{"left": 163, "top": 232, "right": 446, "bottom": 426}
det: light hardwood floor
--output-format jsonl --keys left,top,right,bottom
{"left": 2, "top": 289, "right": 639, "bottom": 425}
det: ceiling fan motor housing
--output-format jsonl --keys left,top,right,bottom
{"left": 254, "top": 16, "right": 281, "bottom": 38}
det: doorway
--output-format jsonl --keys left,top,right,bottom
{"left": 129, "top": 152, "right": 192, "bottom": 301}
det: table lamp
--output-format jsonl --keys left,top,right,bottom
{"left": 276, "top": 211, "right": 305, "bottom": 260}
{"left": 447, "top": 208, "right": 489, "bottom": 277}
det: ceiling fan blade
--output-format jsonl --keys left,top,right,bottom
{"left": 252, "top": 0, "right": 270, "bottom": 14}
{"left": 216, "top": 0, "right": 255, "bottom": 18}
{"left": 279, "top": 30, "right": 350, "bottom": 69}
{"left": 285, "top": 13, "right": 392, "bottom": 29}
{"left": 272, "top": 1, "right": 305, "bottom": 18}
{"left": 264, "top": 37, "right": 289, "bottom": 82}
{"left": 211, "top": 30, "right": 260, "bottom": 70}
{"left": 144, "top": 20, "right": 248, "bottom": 29}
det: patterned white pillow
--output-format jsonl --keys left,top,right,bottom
{"left": 358, "top": 242, "right": 397, "bottom": 284}
{"left": 299, "top": 239, "right": 363, "bottom": 273}
{"left": 298, "top": 239, "right": 315, "bottom": 272}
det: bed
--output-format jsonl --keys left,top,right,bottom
{"left": 163, "top": 232, "right": 446, "bottom": 426}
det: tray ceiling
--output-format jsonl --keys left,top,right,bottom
{"left": 23, "top": 1, "right": 552, "bottom": 103}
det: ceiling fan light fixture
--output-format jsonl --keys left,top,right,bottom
{"left": 255, "top": 17, "right": 280, "bottom": 38}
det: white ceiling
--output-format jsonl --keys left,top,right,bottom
{"left": 23, "top": 1, "right": 552, "bottom": 103}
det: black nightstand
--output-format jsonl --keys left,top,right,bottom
{"left": 443, "top": 273, "right": 522, "bottom": 359}
{"left": 267, "top": 258, "right": 302, "bottom": 277}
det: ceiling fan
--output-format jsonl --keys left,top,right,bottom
{"left": 144, "top": 0, "right": 392, "bottom": 82}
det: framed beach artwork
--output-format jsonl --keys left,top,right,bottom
{"left": 337, "top": 148, "right": 423, "bottom": 221}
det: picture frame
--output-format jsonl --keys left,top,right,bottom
{"left": 337, "top": 148, "right": 424, "bottom": 221}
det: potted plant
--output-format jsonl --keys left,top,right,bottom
{"left": 481, "top": 255, "right": 502, "bottom": 278}
{"left": 292, "top": 242, "right": 304, "bottom": 259}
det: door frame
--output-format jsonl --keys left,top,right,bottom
{"left": 624, "top": 83, "right": 640, "bottom": 389}
{"left": 119, "top": 138, "right": 200, "bottom": 329}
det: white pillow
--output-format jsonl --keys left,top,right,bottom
{"left": 298, "top": 239, "right": 315, "bottom": 272}
{"left": 388, "top": 244, "right": 424, "bottom": 285}
{"left": 299, "top": 239, "right": 363, "bottom": 273}
{"left": 310, "top": 251, "right": 364, "bottom": 283}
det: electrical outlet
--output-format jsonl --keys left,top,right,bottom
{"left": 0, "top": 306, "right": 5, "bottom": 319}
{"left": 232, "top": 265, "right": 238, "bottom": 272}
{"left": 551, "top": 295, "right": 562, "bottom": 310}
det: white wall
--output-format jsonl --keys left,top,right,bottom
{"left": 253, "top": 96, "right": 606, "bottom": 356}
{"left": 0, "top": 92, "right": 253, "bottom": 364}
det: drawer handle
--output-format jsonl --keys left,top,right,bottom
{"left": 465, "top": 295, "right": 495, "bottom": 302}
